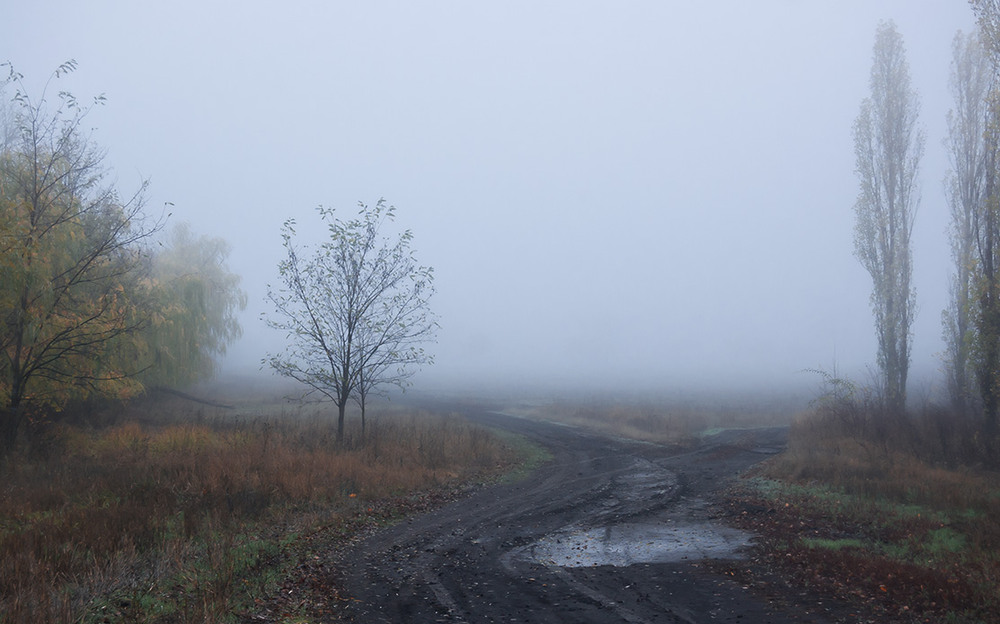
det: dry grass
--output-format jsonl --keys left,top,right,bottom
{"left": 726, "top": 393, "right": 1000, "bottom": 622}
{"left": 768, "top": 396, "right": 1000, "bottom": 511}
{"left": 0, "top": 396, "right": 517, "bottom": 623}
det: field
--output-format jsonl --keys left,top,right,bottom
{"left": 6, "top": 380, "right": 1000, "bottom": 623}
{"left": 0, "top": 391, "right": 521, "bottom": 623}
{"left": 503, "top": 388, "right": 806, "bottom": 445}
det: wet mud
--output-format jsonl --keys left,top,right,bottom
{"left": 336, "top": 410, "right": 841, "bottom": 623}
{"left": 522, "top": 521, "right": 752, "bottom": 568}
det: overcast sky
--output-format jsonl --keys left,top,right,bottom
{"left": 4, "top": 1, "right": 982, "bottom": 396}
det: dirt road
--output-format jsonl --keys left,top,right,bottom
{"left": 338, "top": 410, "right": 833, "bottom": 623}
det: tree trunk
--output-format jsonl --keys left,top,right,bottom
{"left": 981, "top": 111, "right": 1000, "bottom": 436}
{"left": 337, "top": 400, "right": 346, "bottom": 444}
{"left": 0, "top": 406, "right": 25, "bottom": 453}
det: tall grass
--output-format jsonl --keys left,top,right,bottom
{"left": 766, "top": 386, "right": 1000, "bottom": 509}
{"left": 0, "top": 399, "right": 516, "bottom": 623}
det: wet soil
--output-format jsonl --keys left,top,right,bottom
{"left": 336, "top": 410, "right": 845, "bottom": 623}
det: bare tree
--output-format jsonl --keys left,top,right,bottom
{"left": 943, "top": 30, "right": 992, "bottom": 416}
{"left": 853, "top": 21, "right": 923, "bottom": 414}
{"left": 352, "top": 254, "right": 435, "bottom": 432}
{"left": 264, "top": 200, "right": 436, "bottom": 442}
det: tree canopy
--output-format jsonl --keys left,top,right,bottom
{"left": 0, "top": 62, "right": 245, "bottom": 440}
{"left": 0, "top": 61, "right": 157, "bottom": 414}
{"left": 141, "top": 222, "right": 247, "bottom": 389}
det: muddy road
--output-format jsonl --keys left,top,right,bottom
{"left": 339, "top": 410, "right": 830, "bottom": 623}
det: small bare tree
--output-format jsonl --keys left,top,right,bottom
{"left": 264, "top": 200, "right": 436, "bottom": 442}
{"left": 853, "top": 21, "right": 923, "bottom": 414}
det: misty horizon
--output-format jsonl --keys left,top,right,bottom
{"left": 4, "top": 2, "right": 979, "bottom": 398}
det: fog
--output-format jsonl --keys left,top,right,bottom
{"left": 5, "top": 2, "right": 980, "bottom": 397}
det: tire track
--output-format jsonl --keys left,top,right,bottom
{"left": 339, "top": 410, "right": 831, "bottom": 623}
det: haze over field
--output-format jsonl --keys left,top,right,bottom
{"left": 3, "top": 1, "right": 980, "bottom": 395}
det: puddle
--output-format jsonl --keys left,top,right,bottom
{"left": 524, "top": 522, "right": 752, "bottom": 568}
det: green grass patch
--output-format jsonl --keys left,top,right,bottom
{"left": 801, "top": 537, "right": 867, "bottom": 551}
{"left": 744, "top": 476, "right": 952, "bottom": 525}
{"left": 925, "top": 527, "right": 967, "bottom": 558}
{"left": 697, "top": 427, "right": 727, "bottom": 438}
{"left": 488, "top": 428, "right": 553, "bottom": 483}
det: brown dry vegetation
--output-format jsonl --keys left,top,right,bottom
{"left": 0, "top": 395, "right": 519, "bottom": 623}
{"left": 722, "top": 391, "right": 1000, "bottom": 623}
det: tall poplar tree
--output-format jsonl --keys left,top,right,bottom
{"left": 853, "top": 21, "right": 924, "bottom": 414}
{"left": 970, "top": 0, "right": 1000, "bottom": 433}
{"left": 943, "top": 30, "right": 992, "bottom": 416}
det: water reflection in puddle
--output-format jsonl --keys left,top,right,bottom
{"left": 526, "top": 523, "right": 751, "bottom": 568}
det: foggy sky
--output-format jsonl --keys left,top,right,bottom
{"left": 4, "top": 2, "right": 980, "bottom": 395}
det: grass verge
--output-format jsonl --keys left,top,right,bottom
{"left": 718, "top": 409, "right": 1000, "bottom": 623}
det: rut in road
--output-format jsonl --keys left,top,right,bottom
{"left": 338, "top": 410, "right": 831, "bottom": 624}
